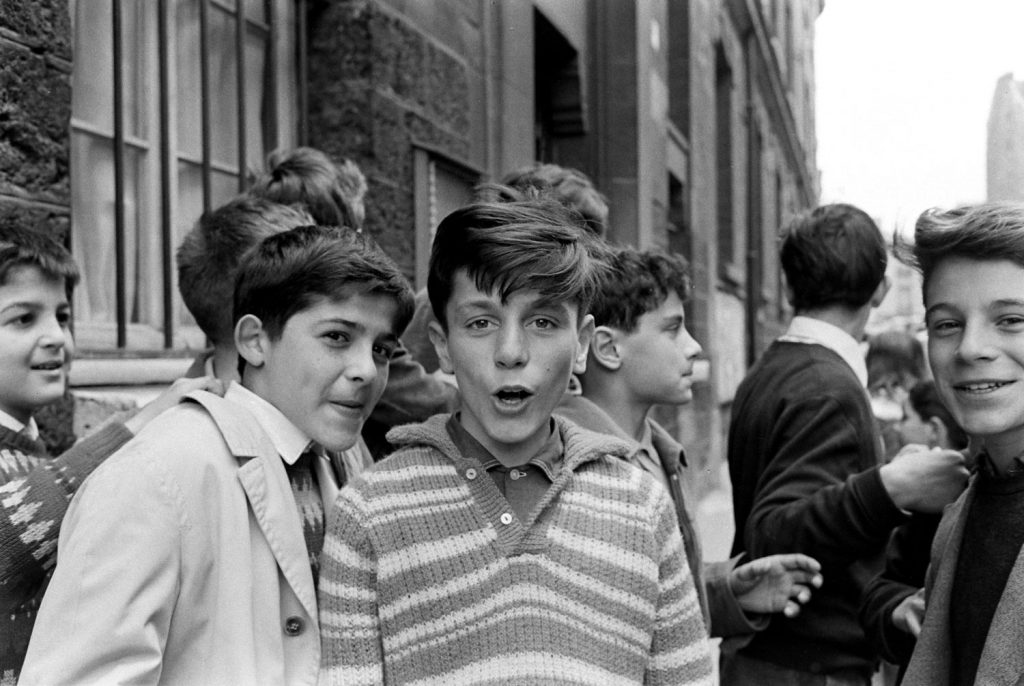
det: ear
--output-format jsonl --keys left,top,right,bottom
{"left": 589, "top": 325, "right": 623, "bottom": 372}
{"left": 573, "top": 314, "right": 596, "bottom": 375}
{"left": 235, "top": 314, "right": 268, "bottom": 369}
{"left": 870, "top": 276, "right": 891, "bottom": 308}
{"left": 427, "top": 320, "right": 456, "bottom": 375}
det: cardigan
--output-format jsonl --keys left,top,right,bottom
{"left": 0, "top": 421, "right": 132, "bottom": 684}
{"left": 726, "top": 340, "right": 906, "bottom": 677}
{"left": 318, "top": 414, "right": 714, "bottom": 686}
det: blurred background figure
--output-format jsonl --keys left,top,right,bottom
{"left": 866, "top": 328, "right": 929, "bottom": 459}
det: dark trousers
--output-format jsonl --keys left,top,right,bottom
{"left": 720, "top": 652, "right": 871, "bottom": 686}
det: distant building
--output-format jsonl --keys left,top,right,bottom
{"left": 987, "top": 73, "right": 1024, "bottom": 202}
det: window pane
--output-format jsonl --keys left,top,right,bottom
{"left": 175, "top": 0, "right": 202, "bottom": 160}
{"left": 245, "top": 23, "right": 268, "bottom": 174}
{"left": 209, "top": 5, "right": 239, "bottom": 168}
{"left": 123, "top": 0, "right": 156, "bottom": 140}
{"left": 71, "top": 132, "right": 117, "bottom": 329}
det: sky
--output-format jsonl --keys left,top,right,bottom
{"left": 815, "top": 0, "right": 1024, "bottom": 237}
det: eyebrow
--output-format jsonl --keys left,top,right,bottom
{"left": 926, "top": 298, "right": 1024, "bottom": 317}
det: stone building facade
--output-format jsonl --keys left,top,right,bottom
{"left": 2, "top": 0, "right": 821, "bottom": 497}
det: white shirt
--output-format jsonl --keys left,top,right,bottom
{"left": 0, "top": 408, "right": 40, "bottom": 440}
{"left": 225, "top": 382, "right": 311, "bottom": 467}
{"left": 778, "top": 315, "right": 869, "bottom": 389}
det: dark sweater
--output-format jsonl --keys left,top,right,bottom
{"left": 726, "top": 340, "right": 906, "bottom": 677}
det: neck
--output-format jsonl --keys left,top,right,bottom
{"left": 212, "top": 344, "right": 241, "bottom": 383}
{"left": 583, "top": 382, "right": 651, "bottom": 441}
{"left": 981, "top": 433, "right": 1024, "bottom": 476}
{"left": 796, "top": 304, "right": 871, "bottom": 341}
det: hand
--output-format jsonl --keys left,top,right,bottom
{"left": 892, "top": 587, "right": 925, "bottom": 637}
{"left": 730, "top": 554, "right": 824, "bottom": 618}
{"left": 880, "top": 445, "right": 969, "bottom": 513}
{"left": 124, "top": 376, "right": 226, "bottom": 434}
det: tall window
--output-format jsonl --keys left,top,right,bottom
{"left": 715, "top": 45, "right": 736, "bottom": 282}
{"left": 70, "top": 0, "right": 297, "bottom": 352}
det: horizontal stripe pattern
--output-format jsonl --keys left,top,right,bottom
{"left": 319, "top": 415, "right": 713, "bottom": 685}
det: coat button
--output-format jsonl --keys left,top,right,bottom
{"left": 500, "top": 512, "right": 513, "bottom": 525}
{"left": 284, "top": 616, "right": 304, "bottom": 636}
{"left": 465, "top": 468, "right": 478, "bottom": 480}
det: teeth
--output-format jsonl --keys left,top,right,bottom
{"left": 959, "top": 382, "right": 1006, "bottom": 392}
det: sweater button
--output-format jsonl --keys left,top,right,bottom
{"left": 284, "top": 616, "right": 304, "bottom": 636}
{"left": 500, "top": 512, "right": 513, "bottom": 525}
{"left": 465, "top": 468, "right": 478, "bottom": 480}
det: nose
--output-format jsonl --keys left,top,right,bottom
{"left": 345, "top": 342, "right": 380, "bottom": 385}
{"left": 955, "top": 320, "right": 996, "bottom": 362}
{"left": 494, "top": 324, "right": 528, "bottom": 369}
{"left": 679, "top": 328, "right": 703, "bottom": 359}
{"left": 38, "top": 314, "right": 70, "bottom": 351}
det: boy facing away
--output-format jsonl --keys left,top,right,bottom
{"left": 561, "top": 245, "right": 823, "bottom": 639}
{"left": 0, "top": 227, "right": 217, "bottom": 684}
{"left": 897, "top": 202, "right": 1024, "bottom": 685}
{"left": 21, "top": 225, "right": 414, "bottom": 685}
{"left": 318, "top": 199, "right": 714, "bottom": 685}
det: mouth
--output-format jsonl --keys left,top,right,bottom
{"left": 953, "top": 380, "right": 1014, "bottom": 395}
{"left": 30, "top": 360, "right": 64, "bottom": 372}
{"left": 330, "top": 399, "right": 365, "bottom": 414}
{"left": 493, "top": 385, "right": 534, "bottom": 408}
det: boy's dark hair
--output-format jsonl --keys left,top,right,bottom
{"left": 0, "top": 226, "right": 80, "bottom": 297}
{"left": 780, "top": 203, "right": 887, "bottom": 312}
{"left": 177, "top": 196, "right": 312, "bottom": 345}
{"left": 487, "top": 163, "right": 609, "bottom": 237}
{"left": 428, "top": 198, "right": 604, "bottom": 330}
{"left": 589, "top": 246, "right": 691, "bottom": 333}
{"left": 895, "top": 202, "right": 1024, "bottom": 295}
{"left": 234, "top": 224, "right": 415, "bottom": 343}
{"left": 249, "top": 146, "right": 367, "bottom": 230}
{"left": 908, "top": 380, "right": 969, "bottom": 450}
{"left": 866, "top": 329, "right": 926, "bottom": 393}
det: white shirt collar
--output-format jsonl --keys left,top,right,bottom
{"left": 0, "top": 408, "right": 39, "bottom": 440}
{"left": 779, "top": 315, "right": 869, "bottom": 388}
{"left": 225, "top": 383, "right": 311, "bottom": 465}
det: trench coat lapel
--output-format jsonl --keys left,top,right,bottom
{"left": 185, "top": 390, "right": 318, "bottom": 624}
{"left": 976, "top": 536, "right": 1024, "bottom": 684}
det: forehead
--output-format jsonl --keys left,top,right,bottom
{"left": 0, "top": 265, "right": 67, "bottom": 303}
{"left": 448, "top": 270, "right": 577, "bottom": 314}
{"left": 287, "top": 292, "right": 400, "bottom": 336}
{"left": 926, "top": 257, "right": 1024, "bottom": 308}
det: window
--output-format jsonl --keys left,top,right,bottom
{"left": 413, "top": 145, "right": 482, "bottom": 289}
{"left": 715, "top": 45, "right": 738, "bottom": 284}
{"left": 69, "top": 0, "right": 297, "bottom": 353}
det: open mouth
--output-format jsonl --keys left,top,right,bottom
{"left": 955, "top": 380, "right": 1012, "bottom": 395}
{"left": 494, "top": 386, "right": 533, "bottom": 405}
{"left": 30, "top": 361, "right": 64, "bottom": 372}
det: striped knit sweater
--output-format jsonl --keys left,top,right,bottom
{"left": 0, "top": 421, "right": 133, "bottom": 685}
{"left": 319, "top": 414, "right": 713, "bottom": 685}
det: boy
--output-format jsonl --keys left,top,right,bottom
{"left": 318, "top": 199, "right": 714, "bottom": 685}
{"left": 0, "top": 226, "right": 217, "bottom": 683}
{"left": 22, "top": 225, "right": 414, "bottom": 685}
{"left": 562, "top": 245, "right": 823, "bottom": 639}
{"left": 896, "top": 202, "right": 1024, "bottom": 685}
{"left": 723, "top": 204, "right": 968, "bottom": 684}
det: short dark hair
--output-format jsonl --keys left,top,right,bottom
{"left": 176, "top": 196, "right": 312, "bottom": 344}
{"left": 907, "top": 380, "right": 968, "bottom": 450}
{"left": 589, "top": 246, "right": 691, "bottom": 333}
{"left": 427, "top": 198, "right": 604, "bottom": 330}
{"left": 866, "top": 329, "right": 926, "bottom": 393}
{"left": 249, "top": 146, "right": 366, "bottom": 230}
{"left": 895, "top": 202, "right": 1024, "bottom": 297}
{"left": 489, "top": 163, "right": 609, "bottom": 237}
{"left": 0, "top": 225, "right": 79, "bottom": 298}
{"left": 234, "top": 224, "right": 414, "bottom": 344}
{"left": 780, "top": 203, "right": 887, "bottom": 312}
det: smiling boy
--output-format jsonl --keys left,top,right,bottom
{"left": 21, "top": 225, "right": 414, "bottom": 686}
{"left": 561, "top": 246, "right": 823, "bottom": 640}
{"left": 318, "top": 199, "right": 714, "bottom": 685}
{"left": 897, "top": 202, "right": 1024, "bottom": 685}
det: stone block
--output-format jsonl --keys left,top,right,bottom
{"left": 0, "top": 0, "right": 72, "bottom": 60}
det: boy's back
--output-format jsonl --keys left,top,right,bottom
{"left": 319, "top": 414, "right": 710, "bottom": 685}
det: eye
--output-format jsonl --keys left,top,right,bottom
{"left": 532, "top": 317, "right": 557, "bottom": 330}
{"left": 997, "top": 314, "right": 1024, "bottom": 331}
{"left": 57, "top": 309, "right": 72, "bottom": 327}
{"left": 466, "top": 318, "right": 493, "bottom": 331}
{"left": 372, "top": 342, "right": 396, "bottom": 361}
{"left": 927, "top": 318, "right": 962, "bottom": 337}
{"left": 323, "top": 330, "right": 351, "bottom": 345}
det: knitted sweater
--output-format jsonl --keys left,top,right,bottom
{"left": 319, "top": 414, "right": 713, "bottom": 686}
{"left": 0, "top": 421, "right": 133, "bottom": 684}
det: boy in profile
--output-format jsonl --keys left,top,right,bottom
{"left": 562, "top": 245, "right": 823, "bottom": 638}
{"left": 22, "top": 225, "right": 414, "bottom": 685}
{"left": 318, "top": 199, "right": 713, "bottom": 685}
{"left": 0, "top": 226, "right": 217, "bottom": 683}
{"left": 896, "top": 202, "right": 1024, "bottom": 685}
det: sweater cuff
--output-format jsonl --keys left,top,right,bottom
{"left": 852, "top": 466, "right": 909, "bottom": 532}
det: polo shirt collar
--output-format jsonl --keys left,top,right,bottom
{"left": 445, "top": 412, "right": 563, "bottom": 480}
{"left": 779, "top": 315, "right": 868, "bottom": 388}
{"left": 226, "top": 382, "right": 311, "bottom": 465}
